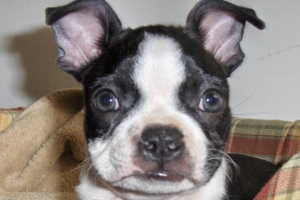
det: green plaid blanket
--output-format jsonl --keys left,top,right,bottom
{"left": 227, "top": 117, "right": 300, "bottom": 199}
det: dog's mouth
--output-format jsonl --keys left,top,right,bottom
{"left": 111, "top": 170, "right": 194, "bottom": 195}
{"left": 143, "top": 170, "right": 185, "bottom": 182}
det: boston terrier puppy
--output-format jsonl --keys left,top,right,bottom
{"left": 46, "top": 0, "right": 278, "bottom": 199}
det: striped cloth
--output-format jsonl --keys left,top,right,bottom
{"left": 1, "top": 109, "right": 300, "bottom": 199}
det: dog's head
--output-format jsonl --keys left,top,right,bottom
{"left": 46, "top": 0, "right": 264, "bottom": 198}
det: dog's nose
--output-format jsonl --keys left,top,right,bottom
{"left": 141, "top": 126, "right": 184, "bottom": 163}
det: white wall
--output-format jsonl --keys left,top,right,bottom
{"left": 0, "top": 0, "right": 299, "bottom": 121}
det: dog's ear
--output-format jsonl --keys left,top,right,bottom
{"left": 187, "top": 0, "right": 265, "bottom": 77}
{"left": 46, "top": 0, "right": 122, "bottom": 82}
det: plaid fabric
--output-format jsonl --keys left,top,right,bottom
{"left": 254, "top": 152, "right": 300, "bottom": 200}
{"left": 226, "top": 117, "right": 300, "bottom": 165}
{"left": 227, "top": 117, "right": 300, "bottom": 200}
{"left": 0, "top": 108, "right": 24, "bottom": 133}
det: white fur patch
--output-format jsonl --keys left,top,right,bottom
{"left": 134, "top": 33, "right": 185, "bottom": 109}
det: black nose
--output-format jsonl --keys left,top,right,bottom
{"left": 141, "top": 126, "right": 184, "bottom": 163}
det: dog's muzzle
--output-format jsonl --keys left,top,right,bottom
{"left": 140, "top": 125, "right": 185, "bottom": 182}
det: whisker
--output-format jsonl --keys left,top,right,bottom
{"left": 207, "top": 149, "right": 239, "bottom": 182}
{"left": 64, "top": 156, "right": 92, "bottom": 174}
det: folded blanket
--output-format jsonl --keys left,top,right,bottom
{"left": 1, "top": 88, "right": 300, "bottom": 199}
{"left": 0, "top": 89, "right": 85, "bottom": 199}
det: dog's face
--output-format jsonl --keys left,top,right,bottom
{"left": 83, "top": 30, "right": 231, "bottom": 194}
{"left": 46, "top": 0, "right": 264, "bottom": 199}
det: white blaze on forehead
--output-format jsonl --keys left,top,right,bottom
{"left": 134, "top": 34, "right": 185, "bottom": 108}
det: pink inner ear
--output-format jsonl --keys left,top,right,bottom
{"left": 52, "top": 10, "right": 104, "bottom": 69}
{"left": 201, "top": 11, "right": 243, "bottom": 64}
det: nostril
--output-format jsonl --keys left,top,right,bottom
{"left": 143, "top": 141, "right": 155, "bottom": 150}
{"left": 168, "top": 142, "right": 177, "bottom": 150}
{"left": 165, "top": 133, "right": 184, "bottom": 151}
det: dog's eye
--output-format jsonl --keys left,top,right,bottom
{"left": 94, "top": 91, "right": 120, "bottom": 112}
{"left": 199, "top": 91, "right": 222, "bottom": 113}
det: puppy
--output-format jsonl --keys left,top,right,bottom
{"left": 46, "top": 0, "right": 278, "bottom": 199}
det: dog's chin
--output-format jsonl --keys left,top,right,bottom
{"left": 78, "top": 159, "right": 227, "bottom": 200}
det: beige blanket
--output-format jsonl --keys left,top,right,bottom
{"left": 0, "top": 89, "right": 86, "bottom": 200}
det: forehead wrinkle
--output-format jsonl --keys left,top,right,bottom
{"left": 133, "top": 34, "right": 186, "bottom": 109}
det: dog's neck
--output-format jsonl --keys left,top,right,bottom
{"left": 77, "top": 158, "right": 228, "bottom": 200}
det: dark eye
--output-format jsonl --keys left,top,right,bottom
{"left": 199, "top": 91, "right": 223, "bottom": 113}
{"left": 93, "top": 91, "right": 120, "bottom": 112}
